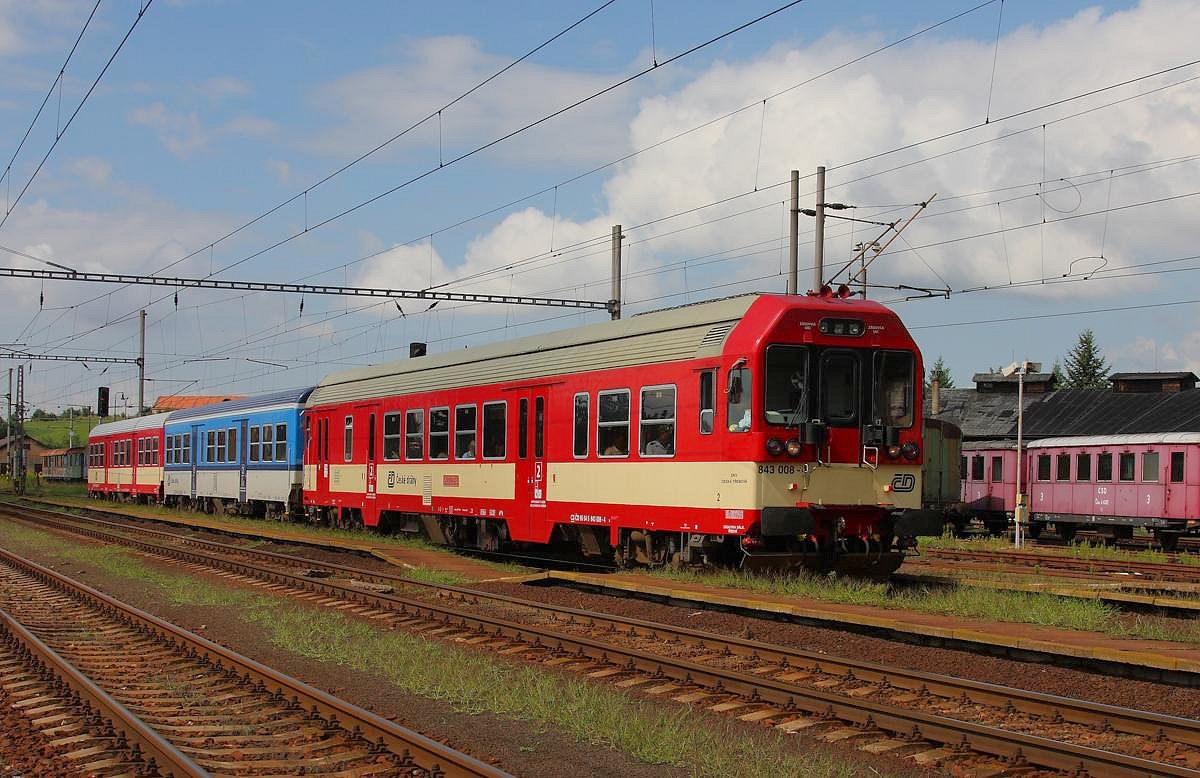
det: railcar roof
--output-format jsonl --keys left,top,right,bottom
{"left": 167, "top": 387, "right": 315, "bottom": 423}
{"left": 308, "top": 294, "right": 770, "bottom": 406}
{"left": 1028, "top": 433, "right": 1200, "bottom": 448}
{"left": 89, "top": 412, "right": 171, "bottom": 438}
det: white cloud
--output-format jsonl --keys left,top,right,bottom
{"left": 222, "top": 114, "right": 276, "bottom": 137}
{"left": 198, "top": 75, "right": 252, "bottom": 101}
{"left": 265, "top": 159, "right": 290, "bottom": 184}
{"left": 309, "top": 35, "right": 642, "bottom": 166}
{"left": 65, "top": 156, "right": 112, "bottom": 186}
{"left": 130, "top": 102, "right": 208, "bottom": 158}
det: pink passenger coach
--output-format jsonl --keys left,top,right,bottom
{"left": 959, "top": 441, "right": 1019, "bottom": 535}
{"left": 1025, "top": 433, "right": 1199, "bottom": 550}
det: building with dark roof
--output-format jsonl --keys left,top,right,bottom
{"left": 1110, "top": 371, "right": 1197, "bottom": 394}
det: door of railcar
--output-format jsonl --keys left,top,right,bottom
{"left": 238, "top": 418, "right": 249, "bottom": 504}
{"left": 1164, "top": 446, "right": 1187, "bottom": 519}
{"left": 1137, "top": 448, "right": 1166, "bottom": 520}
{"left": 514, "top": 391, "right": 547, "bottom": 541}
{"left": 360, "top": 403, "right": 380, "bottom": 525}
{"left": 315, "top": 414, "right": 331, "bottom": 496}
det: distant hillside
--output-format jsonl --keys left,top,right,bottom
{"left": 25, "top": 417, "right": 120, "bottom": 448}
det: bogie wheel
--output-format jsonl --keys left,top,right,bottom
{"left": 1056, "top": 523, "right": 1078, "bottom": 542}
{"left": 1155, "top": 531, "right": 1181, "bottom": 552}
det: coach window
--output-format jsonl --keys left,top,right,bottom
{"left": 227, "top": 428, "right": 238, "bottom": 464}
{"left": 206, "top": 431, "right": 216, "bottom": 463}
{"left": 727, "top": 367, "right": 751, "bottom": 433}
{"left": 971, "top": 455, "right": 984, "bottom": 481}
{"left": 152, "top": 438, "right": 159, "bottom": 465}
{"left": 1056, "top": 453, "right": 1070, "bottom": 481}
{"left": 991, "top": 456, "right": 1003, "bottom": 482}
{"left": 573, "top": 394, "right": 589, "bottom": 458}
{"left": 262, "top": 425, "right": 274, "bottom": 463}
{"left": 640, "top": 386, "right": 676, "bottom": 457}
{"left": 250, "top": 426, "right": 260, "bottom": 462}
{"left": 1119, "top": 452, "right": 1135, "bottom": 482}
{"left": 455, "top": 405, "right": 477, "bottom": 460}
{"left": 137, "top": 439, "right": 144, "bottom": 466}
{"left": 1142, "top": 452, "right": 1159, "bottom": 483}
{"left": 343, "top": 416, "right": 354, "bottom": 462}
{"left": 383, "top": 413, "right": 402, "bottom": 460}
{"left": 518, "top": 399, "right": 529, "bottom": 458}
{"left": 483, "top": 402, "right": 506, "bottom": 460}
{"left": 275, "top": 424, "right": 287, "bottom": 461}
{"left": 1036, "top": 454, "right": 1050, "bottom": 481}
{"left": 699, "top": 370, "right": 716, "bottom": 434}
{"left": 1170, "top": 451, "right": 1185, "bottom": 482}
{"left": 1076, "top": 452, "right": 1091, "bottom": 481}
{"left": 405, "top": 410, "right": 424, "bottom": 460}
{"left": 959, "top": 455, "right": 967, "bottom": 480}
{"left": 598, "top": 389, "right": 630, "bottom": 457}
{"left": 429, "top": 407, "right": 449, "bottom": 460}
{"left": 183, "top": 433, "right": 190, "bottom": 464}
{"left": 535, "top": 397, "right": 545, "bottom": 458}
{"left": 218, "top": 429, "right": 229, "bottom": 463}
{"left": 1097, "top": 452, "right": 1113, "bottom": 481}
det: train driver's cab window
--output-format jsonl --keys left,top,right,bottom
{"left": 482, "top": 402, "right": 506, "bottom": 459}
{"left": 699, "top": 370, "right": 715, "bottom": 434}
{"left": 991, "top": 456, "right": 1003, "bottom": 482}
{"left": 1171, "top": 451, "right": 1185, "bottom": 483}
{"left": 764, "top": 345, "right": 808, "bottom": 427}
{"left": 640, "top": 386, "right": 676, "bottom": 457}
{"left": 429, "top": 407, "right": 449, "bottom": 460}
{"left": 1056, "top": 454, "right": 1070, "bottom": 481}
{"left": 1119, "top": 452, "right": 1135, "bottom": 482}
{"left": 1036, "top": 454, "right": 1050, "bottom": 481}
{"left": 1142, "top": 451, "right": 1159, "bottom": 483}
{"left": 971, "top": 455, "right": 984, "bottom": 481}
{"left": 405, "top": 410, "right": 424, "bottom": 460}
{"left": 343, "top": 416, "right": 353, "bottom": 462}
{"left": 1097, "top": 452, "right": 1113, "bottom": 481}
{"left": 726, "top": 367, "right": 751, "bottom": 433}
{"left": 872, "top": 350, "right": 915, "bottom": 427}
{"left": 1076, "top": 452, "right": 1091, "bottom": 481}
{"left": 821, "top": 351, "right": 858, "bottom": 427}
{"left": 597, "top": 389, "right": 630, "bottom": 457}
{"left": 573, "top": 393, "right": 589, "bottom": 458}
{"left": 383, "top": 412, "right": 402, "bottom": 461}
{"left": 455, "top": 405, "right": 477, "bottom": 460}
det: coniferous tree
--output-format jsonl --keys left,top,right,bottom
{"left": 1051, "top": 359, "right": 1065, "bottom": 386}
{"left": 924, "top": 355, "right": 955, "bottom": 392}
{"left": 1062, "top": 329, "right": 1110, "bottom": 388}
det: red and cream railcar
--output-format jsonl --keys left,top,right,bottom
{"left": 960, "top": 441, "right": 1019, "bottom": 534}
{"left": 1026, "top": 434, "right": 1200, "bottom": 549}
{"left": 86, "top": 413, "right": 169, "bottom": 501}
{"left": 303, "top": 292, "right": 939, "bottom": 573}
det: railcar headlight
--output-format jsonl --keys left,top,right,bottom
{"left": 785, "top": 438, "right": 803, "bottom": 457}
{"left": 887, "top": 444, "right": 902, "bottom": 458}
{"left": 766, "top": 437, "right": 785, "bottom": 457}
{"left": 901, "top": 442, "right": 920, "bottom": 461}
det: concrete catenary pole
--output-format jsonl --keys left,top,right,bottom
{"left": 137, "top": 309, "right": 146, "bottom": 415}
{"left": 787, "top": 170, "right": 799, "bottom": 294}
{"left": 813, "top": 165, "right": 826, "bottom": 291}
{"left": 1015, "top": 365, "right": 1026, "bottom": 549}
{"left": 610, "top": 224, "right": 622, "bottom": 321}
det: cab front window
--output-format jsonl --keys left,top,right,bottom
{"left": 872, "top": 351, "right": 915, "bottom": 428}
{"left": 764, "top": 345, "right": 809, "bottom": 426}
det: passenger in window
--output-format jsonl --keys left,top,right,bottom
{"left": 463, "top": 438, "right": 476, "bottom": 459}
{"left": 645, "top": 426, "right": 674, "bottom": 455}
{"left": 603, "top": 429, "right": 628, "bottom": 457}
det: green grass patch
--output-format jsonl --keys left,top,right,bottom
{"left": 644, "top": 567, "right": 1200, "bottom": 645}
{"left": 0, "top": 520, "right": 874, "bottom": 778}
{"left": 921, "top": 531, "right": 1200, "bottom": 568}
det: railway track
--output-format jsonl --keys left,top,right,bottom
{"left": 0, "top": 540, "right": 511, "bottom": 778}
{"left": 6, "top": 501, "right": 1200, "bottom": 777}
{"left": 921, "top": 546, "right": 1200, "bottom": 584}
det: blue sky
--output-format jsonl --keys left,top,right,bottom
{"left": 0, "top": 0, "right": 1193, "bottom": 413}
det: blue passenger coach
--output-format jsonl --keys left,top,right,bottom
{"left": 163, "top": 387, "right": 314, "bottom": 517}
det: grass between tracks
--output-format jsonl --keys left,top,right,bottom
{"left": 644, "top": 566, "right": 1200, "bottom": 645}
{"left": 0, "top": 520, "right": 881, "bottom": 778}
{"left": 920, "top": 532, "right": 1200, "bottom": 567}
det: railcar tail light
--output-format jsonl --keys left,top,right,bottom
{"left": 785, "top": 438, "right": 803, "bottom": 457}
{"left": 901, "top": 442, "right": 920, "bottom": 461}
{"left": 887, "top": 444, "right": 902, "bottom": 458}
{"left": 766, "top": 437, "right": 785, "bottom": 457}
{"left": 741, "top": 535, "right": 763, "bottom": 550}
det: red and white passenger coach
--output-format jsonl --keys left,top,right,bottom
{"left": 302, "top": 292, "right": 941, "bottom": 573}
{"left": 86, "top": 413, "right": 169, "bottom": 500}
